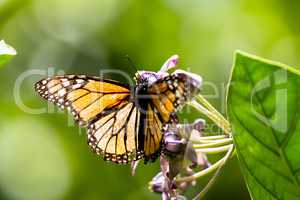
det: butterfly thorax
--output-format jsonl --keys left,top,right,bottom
{"left": 134, "top": 70, "right": 167, "bottom": 112}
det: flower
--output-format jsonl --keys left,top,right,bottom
{"left": 163, "top": 131, "right": 187, "bottom": 155}
{"left": 149, "top": 119, "right": 209, "bottom": 200}
{"left": 159, "top": 54, "right": 179, "bottom": 73}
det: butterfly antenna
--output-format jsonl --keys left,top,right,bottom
{"left": 125, "top": 55, "right": 138, "bottom": 73}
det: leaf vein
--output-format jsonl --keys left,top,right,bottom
{"left": 239, "top": 153, "right": 279, "bottom": 200}
{"left": 241, "top": 61, "right": 300, "bottom": 186}
{"left": 231, "top": 107, "right": 280, "bottom": 157}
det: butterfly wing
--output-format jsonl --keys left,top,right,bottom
{"left": 87, "top": 102, "right": 144, "bottom": 163}
{"left": 35, "top": 75, "right": 131, "bottom": 126}
{"left": 142, "top": 70, "right": 202, "bottom": 161}
{"left": 35, "top": 75, "right": 145, "bottom": 164}
{"left": 139, "top": 103, "right": 164, "bottom": 162}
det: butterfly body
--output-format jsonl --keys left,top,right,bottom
{"left": 35, "top": 58, "right": 202, "bottom": 164}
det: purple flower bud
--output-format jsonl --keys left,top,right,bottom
{"left": 149, "top": 172, "right": 165, "bottom": 193}
{"left": 163, "top": 131, "right": 187, "bottom": 155}
{"left": 162, "top": 192, "right": 171, "bottom": 200}
{"left": 193, "top": 118, "right": 206, "bottom": 132}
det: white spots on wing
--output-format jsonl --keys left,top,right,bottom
{"left": 173, "top": 80, "right": 178, "bottom": 88}
{"left": 62, "top": 81, "right": 70, "bottom": 87}
{"left": 72, "top": 84, "right": 82, "bottom": 89}
{"left": 75, "top": 79, "right": 85, "bottom": 84}
{"left": 78, "top": 120, "right": 85, "bottom": 126}
{"left": 167, "top": 80, "right": 174, "bottom": 90}
{"left": 41, "top": 80, "right": 47, "bottom": 84}
{"left": 57, "top": 88, "right": 66, "bottom": 97}
{"left": 175, "top": 90, "right": 181, "bottom": 98}
{"left": 78, "top": 75, "right": 86, "bottom": 79}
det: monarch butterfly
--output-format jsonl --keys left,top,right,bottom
{"left": 34, "top": 55, "right": 202, "bottom": 164}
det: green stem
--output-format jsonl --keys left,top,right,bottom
{"left": 175, "top": 144, "right": 234, "bottom": 183}
{"left": 198, "top": 135, "right": 228, "bottom": 140}
{"left": 195, "top": 144, "right": 232, "bottom": 154}
{"left": 192, "top": 144, "right": 235, "bottom": 200}
{"left": 181, "top": 94, "right": 236, "bottom": 200}
{"left": 190, "top": 135, "right": 229, "bottom": 144}
{"left": 195, "top": 95, "right": 229, "bottom": 128}
{"left": 189, "top": 95, "right": 232, "bottom": 135}
{"left": 193, "top": 138, "right": 233, "bottom": 148}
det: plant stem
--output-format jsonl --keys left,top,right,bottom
{"left": 195, "top": 95, "right": 229, "bottom": 128}
{"left": 193, "top": 144, "right": 235, "bottom": 200}
{"left": 190, "top": 135, "right": 229, "bottom": 144}
{"left": 193, "top": 138, "right": 233, "bottom": 148}
{"left": 181, "top": 93, "right": 236, "bottom": 200}
{"left": 198, "top": 135, "right": 228, "bottom": 140}
{"left": 175, "top": 144, "right": 234, "bottom": 183}
{"left": 195, "top": 144, "right": 232, "bottom": 154}
{"left": 189, "top": 95, "right": 231, "bottom": 135}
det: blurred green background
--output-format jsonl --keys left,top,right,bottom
{"left": 1, "top": 0, "right": 300, "bottom": 199}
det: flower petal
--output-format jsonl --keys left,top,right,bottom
{"left": 149, "top": 172, "right": 164, "bottom": 193}
{"left": 193, "top": 118, "right": 206, "bottom": 132}
{"left": 159, "top": 55, "right": 179, "bottom": 73}
{"left": 163, "top": 131, "right": 187, "bottom": 155}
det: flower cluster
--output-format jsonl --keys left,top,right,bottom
{"left": 146, "top": 55, "right": 234, "bottom": 200}
{"left": 149, "top": 119, "right": 209, "bottom": 200}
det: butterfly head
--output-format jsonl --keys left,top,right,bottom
{"left": 134, "top": 70, "right": 168, "bottom": 87}
{"left": 134, "top": 55, "right": 179, "bottom": 87}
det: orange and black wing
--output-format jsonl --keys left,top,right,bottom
{"left": 87, "top": 102, "right": 144, "bottom": 163}
{"left": 147, "top": 73, "right": 193, "bottom": 122}
{"left": 35, "top": 75, "right": 146, "bottom": 164}
{"left": 35, "top": 75, "right": 130, "bottom": 126}
{"left": 138, "top": 103, "right": 164, "bottom": 162}
{"left": 142, "top": 72, "right": 200, "bottom": 162}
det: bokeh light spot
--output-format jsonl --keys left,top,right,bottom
{"left": 0, "top": 117, "right": 71, "bottom": 200}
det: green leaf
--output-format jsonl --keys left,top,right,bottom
{"left": 0, "top": 40, "right": 17, "bottom": 68}
{"left": 227, "top": 51, "right": 300, "bottom": 200}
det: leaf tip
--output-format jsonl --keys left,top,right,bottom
{"left": 233, "top": 50, "right": 254, "bottom": 62}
